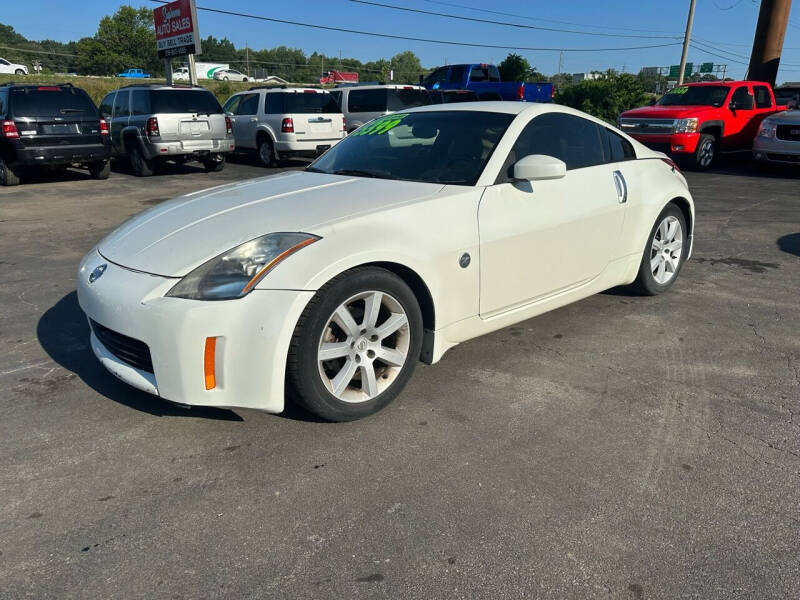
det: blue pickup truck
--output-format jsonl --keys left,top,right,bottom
{"left": 421, "top": 63, "right": 553, "bottom": 102}
{"left": 117, "top": 68, "right": 151, "bottom": 79}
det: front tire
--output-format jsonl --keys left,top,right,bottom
{"left": 630, "top": 204, "right": 687, "bottom": 295}
{"left": 286, "top": 267, "right": 424, "bottom": 421}
{"left": 0, "top": 156, "right": 21, "bottom": 186}
{"left": 14, "top": 69, "right": 25, "bottom": 75}
{"left": 691, "top": 133, "right": 716, "bottom": 170}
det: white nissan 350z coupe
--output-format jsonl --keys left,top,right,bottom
{"left": 78, "top": 102, "right": 694, "bottom": 421}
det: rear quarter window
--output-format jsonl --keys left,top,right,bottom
{"left": 10, "top": 87, "right": 98, "bottom": 118}
{"left": 348, "top": 89, "right": 387, "bottom": 113}
{"left": 387, "top": 89, "right": 431, "bottom": 110}
{"left": 284, "top": 93, "right": 340, "bottom": 113}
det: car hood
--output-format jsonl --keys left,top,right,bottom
{"left": 98, "top": 171, "right": 445, "bottom": 277}
{"left": 765, "top": 109, "right": 800, "bottom": 125}
{"left": 621, "top": 105, "right": 721, "bottom": 120}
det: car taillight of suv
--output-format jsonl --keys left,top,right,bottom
{"left": 146, "top": 117, "right": 160, "bottom": 137}
{"left": 99, "top": 118, "right": 109, "bottom": 136}
{"left": 2, "top": 119, "right": 19, "bottom": 139}
{"left": 281, "top": 118, "right": 294, "bottom": 133}
{"left": 225, "top": 116, "right": 232, "bottom": 135}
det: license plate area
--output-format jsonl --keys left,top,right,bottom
{"left": 41, "top": 123, "right": 80, "bottom": 135}
{"left": 180, "top": 121, "right": 210, "bottom": 135}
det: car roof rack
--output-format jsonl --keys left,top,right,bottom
{"left": 0, "top": 81, "right": 75, "bottom": 88}
{"left": 117, "top": 83, "right": 205, "bottom": 90}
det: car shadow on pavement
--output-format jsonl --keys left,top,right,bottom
{"left": 37, "top": 291, "right": 243, "bottom": 421}
{"left": 16, "top": 167, "right": 99, "bottom": 186}
{"left": 777, "top": 233, "right": 800, "bottom": 257}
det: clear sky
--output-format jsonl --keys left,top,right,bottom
{"left": 6, "top": 0, "right": 800, "bottom": 81}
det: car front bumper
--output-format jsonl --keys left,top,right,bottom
{"left": 77, "top": 248, "right": 313, "bottom": 412}
{"left": 630, "top": 133, "right": 700, "bottom": 155}
{"left": 752, "top": 136, "right": 800, "bottom": 164}
{"left": 142, "top": 137, "right": 235, "bottom": 160}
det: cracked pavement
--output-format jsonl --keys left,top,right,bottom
{"left": 1, "top": 158, "right": 798, "bottom": 599}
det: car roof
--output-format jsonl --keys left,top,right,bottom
{"left": 341, "top": 84, "right": 426, "bottom": 91}
{"left": 685, "top": 80, "right": 771, "bottom": 87}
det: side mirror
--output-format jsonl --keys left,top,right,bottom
{"left": 513, "top": 154, "right": 567, "bottom": 181}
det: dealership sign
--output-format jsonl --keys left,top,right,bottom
{"left": 154, "top": 0, "right": 201, "bottom": 58}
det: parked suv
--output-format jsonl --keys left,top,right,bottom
{"left": 1, "top": 82, "right": 111, "bottom": 186}
{"left": 223, "top": 87, "right": 344, "bottom": 167}
{"left": 328, "top": 84, "right": 431, "bottom": 132}
{"left": 618, "top": 80, "right": 783, "bottom": 169}
{"left": 98, "top": 84, "right": 234, "bottom": 176}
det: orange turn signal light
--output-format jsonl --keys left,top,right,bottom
{"left": 204, "top": 337, "right": 217, "bottom": 390}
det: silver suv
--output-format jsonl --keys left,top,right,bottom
{"left": 223, "top": 87, "right": 345, "bottom": 167}
{"left": 98, "top": 84, "right": 234, "bottom": 176}
{"left": 328, "top": 84, "right": 431, "bottom": 133}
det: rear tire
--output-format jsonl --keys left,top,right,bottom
{"left": 88, "top": 159, "right": 110, "bottom": 180}
{"left": 203, "top": 154, "right": 225, "bottom": 172}
{"left": 286, "top": 267, "right": 423, "bottom": 422}
{"left": 630, "top": 204, "right": 687, "bottom": 295}
{"left": 257, "top": 135, "right": 277, "bottom": 167}
{"left": 0, "top": 157, "right": 21, "bottom": 186}
{"left": 128, "top": 144, "right": 154, "bottom": 177}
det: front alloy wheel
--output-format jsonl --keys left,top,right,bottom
{"left": 631, "top": 204, "right": 687, "bottom": 295}
{"left": 287, "top": 267, "right": 423, "bottom": 421}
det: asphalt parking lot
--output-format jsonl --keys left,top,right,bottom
{"left": 1, "top": 156, "right": 799, "bottom": 599}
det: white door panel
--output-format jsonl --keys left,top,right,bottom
{"left": 478, "top": 164, "right": 625, "bottom": 317}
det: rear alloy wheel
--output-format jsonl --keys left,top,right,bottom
{"left": 258, "top": 136, "right": 277, "bottom": 167}
{"left": 203, "top": 154, "right": 225, "bottom": 172}
{"left": 0, "top": 157, "right": 21, "bottom": 186}
{"left": 128, "top": 144, "right": 154, "bottom": 177}
{"left": 88, "top": 159, "right": 110, "bottom": 180}
{"left": 287, "top": 267, "right": 423, "bottom": 421}
{"left": 631, "top": 204, "right": 687, "bottom": 295}
{"left": 693, "top": 133, "right": 716, "bottom": 170}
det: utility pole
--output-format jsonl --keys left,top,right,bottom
{"left": 677, "top": 0, "right": 697, "bottom": 85}
{"left": 246, "top": 42, "right": 250, "bottom": 77}
{"left": 748, "top": 0, "right": 793, "bottom": 87}
{"left": 188, "top": 54, "right": 198, "bottom": 86}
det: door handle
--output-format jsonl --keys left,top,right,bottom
{"left": 612, "top": 170, "right": 627, "bottom": 204}
{"left": 249, "top": 118, "right": 258, "bottom": 123}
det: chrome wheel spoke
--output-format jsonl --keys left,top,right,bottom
{"left": 331, "top": 358, "right": 358, "bottom": 396}
{"left": 362, "top": 291, "right": 383, "bottom": 329}
{"left": 376, "top": 347, "right": 406, "bottom": 367}
{"left": 665, "top": 239, "right": 682, "bottom": 252}
{"left": 318, "top": 342, "right": 350, "bottom": 361}
{"left": 650, "top": 255, "right": 661, "bottom": 272}
{"left": 360, "top": 364, "right": 379, "bottom": 398}
{"left": 376, "top": 313, "right": 407, "bottom": 340}
{"left": 333, "top": 306, "right": 360, "bottom": 338}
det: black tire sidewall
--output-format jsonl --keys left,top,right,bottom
{"left": 89, "top": 160, "right": 110, "bottom": 179}
{"left": 636, "top": 204, "right": 688, "bottom": 295}
{"left": 694, "top": 134, "right": 715, "bottom": 170}
{"left": 258, "top": 137, "right": 275, "bottom": 167}
{"left": 288, "top": 267, "right": 424, "bottom": 421}
{"left": 0, "top": 157, "right": 20, "bottom": 186}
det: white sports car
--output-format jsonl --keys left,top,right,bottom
{"left": 78, "top": 102, "right": 694, "bottom": 421}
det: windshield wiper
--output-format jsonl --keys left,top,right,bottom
{"left": 332, "top": 169, "right": 392, "bottom": 179}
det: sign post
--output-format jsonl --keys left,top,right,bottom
{"left": 153, "top": 0, "right": 202, "bottom": 85}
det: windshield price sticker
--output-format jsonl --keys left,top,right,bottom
{"left": 671, "top": 87, "right": 689, "bottom": 95}
{"left": 351, "top": 113, "right": 409, "bottom": 136}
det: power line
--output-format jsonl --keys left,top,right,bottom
{"left": 348, "top": 0, "right": 681, "bottom": 40}
{"left": 418, "top": 0, "right": 685, "bottom": 35}
{"left": 0, "top": 45, "right": 77, "bottom": 58}
{"left": 147, "top": 0, "right": 681, "bottom": 53}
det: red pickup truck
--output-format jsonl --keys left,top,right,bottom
{"left": 618, "top": 81, "right": 784, "bottom": 169}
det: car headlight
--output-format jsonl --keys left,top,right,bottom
{"left": 166, "top": 232, "right": 320, "bottom": 300}
{"left": 673, "top": 118, "right": 699, "bottom": 134}
{"left": 758, "top": 122, "right": 777, "bottom": 138}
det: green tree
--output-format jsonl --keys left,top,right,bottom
{"left": 389, "top": 51, "right": 422, "bottom": 83}
{"left": 498, "top": 53, "right": 531, "bottom": 82}
{"left": 556, "top": 71, "right": 647, "bottom": 123}
{"left": 76, "top": 6, "right": 159, "bottom": 76}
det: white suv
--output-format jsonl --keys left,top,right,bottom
{"left": 223, "top": 87, "right": 345, "bottom": 166}
{"left": 0, "top": 58, "right": 27, "bottom": 75}
{"left": 328, "top": 84, "right": 431, "bottom": 133}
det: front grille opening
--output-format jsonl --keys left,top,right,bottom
{"left": 90, "top": 319, "right": 153, "bottom": 373}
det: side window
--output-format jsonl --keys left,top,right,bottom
{"left": 329, "top": 90, "right": 342, "bottom": 108}
{"left": 348, "top": 89, "right": 387, "bottom": 113}
{"left": 236, "top": 93, "right": 259, "bottom": 115}
{"left": 112, "top": 91, "right": 130, "bottom": 118}
{"left": 731, "top": 86, "right": 754, "bottom": 109}
{"left": 131, "top": 90, "right": 149, "bottom": 115}
{"left": 469, "top": 66, "right": 489, "bottom": 82}
{"left": 424, "top": 67, "right": 449, "bottom": 88}
{"left": 488, "top": 65, "right": 501, "bottom": 82}
{"left": 265, "top": 93, "right": 283, "bottom": 114}
{"left": 99, "top": 93, "right": 115, "bottom": 117}
{"left": 753, "top": 85, "right": 772, "bottom": 109}
{"left": 0, "top": 59, "right": 9, "bottom": 66}
{"left": 604, "top": 128, "right": 636, "bottom": 163}
{"left": 222, "top": 95, "right": 241, "bottom": 114}
{"left": 0, "top": 91, "right": 5, "bottom": 115}
{"left": 448, "top": 66, "right": 466, "bottom": 84}
{"left": 496, "top": 113, "right": 606, "bottom": 183}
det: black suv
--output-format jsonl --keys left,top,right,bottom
{"left": 0, "top": 83, "right": 111, "bottom": 186}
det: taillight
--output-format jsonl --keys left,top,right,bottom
{"left": 146, "top": 117, "right": 160, "bottom": 137}
{"left": 517, "top": 84, "right": 525, "bottom": 101}
{"left": 661, "top": 157, "right": 681, "bottom": 173}
{"left": 225, "top": 116, "right": 232, "bottom": 135}
{"left": 342, "top": 116, "right": 346, "bottom": 133}
{"left": 281, "top": 117, "right": 294, "bottom": 133}
{"left": 99, "top": 118, "right": 109, "bottom": 136}
{"left": 2, "top": 119, "right": 19, "bottom": 139}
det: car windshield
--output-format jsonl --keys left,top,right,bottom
{"left": 10, "top": 87, "right": 98, "bottom": 117}
{"left": 284, "top": 93, "right": 340, "bottom": 113}
{"left": 307, "top": 110, "right": 514, "bottom": 185}
{"left": 658, "top": 85, "right": 729, "bottom": 107}
{"left": 150, "top": 90, "right": 222, "bottom": 114}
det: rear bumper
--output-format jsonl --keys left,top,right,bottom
{"left": 630, "top": 133, "right": 700, "bottom": 155}
{"left": 275, "top": 136, "right": 343, "bottom": 156}
{"left": 11, "top": 141, "right": 110, "bottom": 167}
{"left": 142, "top": 137, "right": 235, "bottom": 160}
